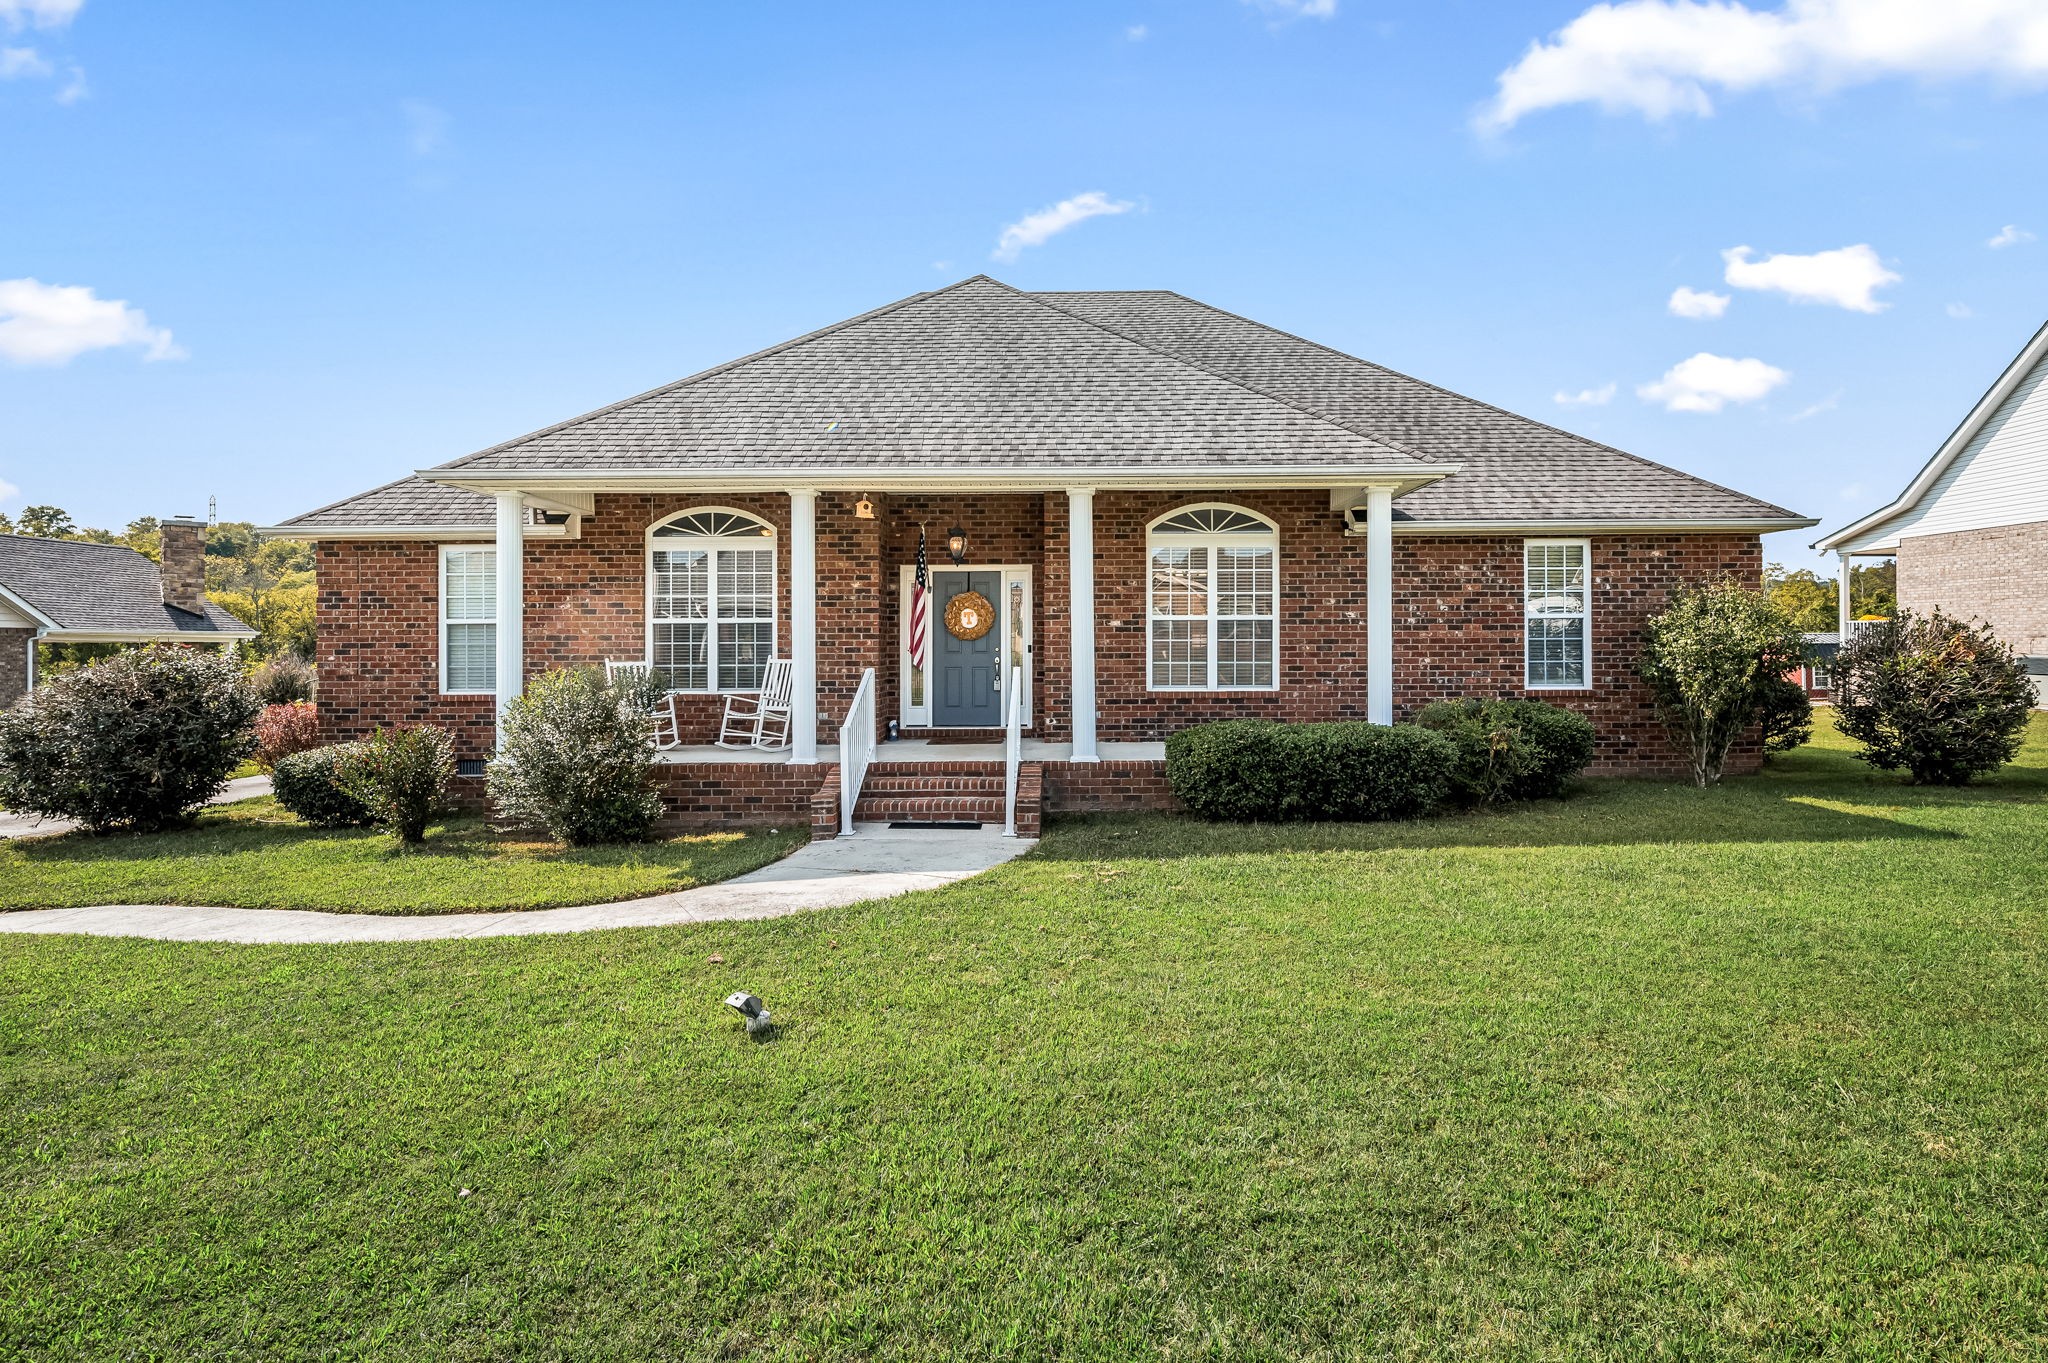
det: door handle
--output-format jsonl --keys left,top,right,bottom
{"left": 992, "top": 672, "right": 1001, "bottom": 692}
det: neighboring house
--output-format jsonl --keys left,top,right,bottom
{"left": 1790, "top": 633, "right": 1839, "bottom": 699}
{"left": 0, "top": 517, "right": 256, "bottom": 706}
{"left": 262, "top": 276, "right": 1812, "bottom": 830}
{"left": 1816, "top": 320, "right": 2048, "bottom": 707}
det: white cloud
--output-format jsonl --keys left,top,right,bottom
{"left": 401, "top": 99, "right": 449, "bottom": 157}
{"left": 1477, "top": 0, "right": 2048, "bottom": 132}
{"left": 53, "top": 61, "right": 80, "bottom": 102}
{"left": 1638, "top": 352, "right": 1788, "bottom": 412}
{"left": 1721, "top": 242, "right": 1898, "bottom": 312}
{"left": 1126, "top": 24, "right": 1148, "bottom": 41}
{"left": 992, "top": 191, "right": 1135, "bottom": 263}
{"left": 1555, "top": 382, "right": 1618, "bottom": 406}
{"left": 1947, "top": 301, "right": 1974, "bottom": 319}
{"left": 0, "top": 0, "right": 82, "bottom": 30}
{"left": 1668, "top": 285, "right": 1730, "bottom": 319}
{"left": 1245, "top": 0, "right": 1338, "bottom": 19}
{"left": 1789, "top": 389, "right": 1842, "bottom": 420}
{"left": 0, "top": 478, "right": 19, "bottom": 505}
{"left": 1988, "top": 223, "right": 2035, "bottom": 248}
{"left": 0, "top": 278, "right": 184, "bottom": 365}
{"left": 0, "top": 44, "right": 47, "bottom": 77}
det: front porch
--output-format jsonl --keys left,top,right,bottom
{"left": 649, "top": 739, "right": 1167, "bottom": 764}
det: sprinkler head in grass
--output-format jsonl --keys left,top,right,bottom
{"left": 726, "top": 991, "right": 773, "bottom": 1034}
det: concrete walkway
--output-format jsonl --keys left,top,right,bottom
{"left": 0, "top": 776, "right": 274, "bottom": 841}
{"left": 0, "top": 823, "right": 1033, "bottom": 944}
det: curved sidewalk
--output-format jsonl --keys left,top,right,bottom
{"left": 0, "top": 824, "right": 1033, "bottom": 944}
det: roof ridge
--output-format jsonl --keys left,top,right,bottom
{"left": 1151, "top": 291, "right": 1799, "bottom": 518}
{"left": 430, "top": 282, "right": 964, "bottom": 474}
{"left": 1010, "top": 283, "right": 1431, "bottom": 462}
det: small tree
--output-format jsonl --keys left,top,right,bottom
{"left": 335, "top": 725, "right": 454, "bottom": 846}
{"left": 1831, "top": 610, "right": 2034, "bottom": 785}
{"left": 487, "top": 667, "right": 666, "bottom": 845}
{"left": 1639, "top": 580, "right": 1805, "bottom": 787}
{"left": 0, "top": 645, "right": 260, "bottom": 832}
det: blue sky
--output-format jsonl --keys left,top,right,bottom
{"left": 4, "top": 0, "right": 2045, "bottom": 569}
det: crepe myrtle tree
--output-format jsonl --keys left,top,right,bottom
{"left": 1830, "top": 609, "right": 2034, "bottom": 786}
{"left": 1639, "top": 580, "right": 1806, "bottom": 788}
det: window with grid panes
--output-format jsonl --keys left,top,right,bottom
{"left": 1524, "top": 540, "right": 1590, "bottom": 688}
{"left": 440, "top": 546, "right": 496, "bottom": 693}
{"left": 1147, "top": 506, "right": 1278, "bottom": 690}
{"left": 648, "top": 509, "right": 776, "bottom": 691}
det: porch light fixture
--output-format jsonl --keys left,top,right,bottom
{"left": 853, "top": 493, "right": 876, "bottom": 520}
{"left": 946, "top": 524, "right": 968, "bottom": 564}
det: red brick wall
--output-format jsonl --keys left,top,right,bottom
{"left": 0, "top": 626, "right": 33, "bottom": 707}
{"left": 1042, "top": 758, "right": 1179, "bottom": 814}
{"left": 314, "top": 491, "right": 1763, "bottom": 777}
{"left": 651, "top": 761, "right": 834, "bottom": 832}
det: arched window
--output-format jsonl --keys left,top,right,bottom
{"left": 1147, "top": 504, "right": 1278, "bottom": 691}
{"left": 647, "top": 508, "right": 776, "bottom": 691}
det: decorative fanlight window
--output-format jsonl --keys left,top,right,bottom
{"left": 1147, "top": 504, "right": 1279, "bottom": 691}
{"left": 647, "top": 508, "right": 777, "bottom": 691}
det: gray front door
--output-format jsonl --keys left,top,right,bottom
{"left": 933, "top": 570, "right": 1002, "bottom": 727}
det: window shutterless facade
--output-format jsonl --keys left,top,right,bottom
{"left": 1523, "top": 538, "right": 1591, "bottom": 689}
{"left": 439, "top": 545, "right": 497, "bottom": 694}
{"left": 1147, "top": 504, "right": 1279, "bottom": 691}
{"left": 647, "top": 508, "right": 776, "bottom": 692}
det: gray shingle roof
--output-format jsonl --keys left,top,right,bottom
{"left": 1036, "top": 290, "right": 1800, "bottom": 524}
{"left": 277, "top": 276, "right": 1803, "bottom": 532}
{"left": 0, "top": 536, "right": 256, "bottom": 638}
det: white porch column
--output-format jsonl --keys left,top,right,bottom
{"left": 1366, "top": 485, "right": 1394, "bottom": 725}
{"left": 789, "top": 488, "right": 819, "bottom": 765}
{"left": 1067, "top": 486, "right": 1099, "bottom": 762}
{"left": 493, "top": 490, "right": 525, "bottom": 744}
{"left": 1837, "top": 549, "right": 1852, "bottom": 640}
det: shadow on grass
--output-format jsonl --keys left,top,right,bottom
{"left": 1036, "top": 781, "right": 1967, "bottom": 861}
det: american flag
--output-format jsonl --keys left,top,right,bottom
{"left": 909, "top": 526, "right": 930, "bottom": 670}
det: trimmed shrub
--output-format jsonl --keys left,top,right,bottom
{"left": 487, "top": 667, "right": 665, "bottom": 846}
{"left": 253, "top": 702, "right": 322, "bottom": 771}
{"left": 1166, "top": 720, "right": 1455, "bottom": 822}
{"left": 249, "top": 654, "right": 316, "bottom": 705}
{"left": 1756, "top": 676, "right": 1814, "bottom": 760}
{"left": 334, "top": 725, "right": 454, "bottom": 845}
{"left": 0, "top": 644, "right": 259, "bottom": 834}
{"left": 1414, "top": 698, "right": 1597, "bottom": 805}
{"left": 1639, "top": 580, "right": 1806, "bottom": 787}
{"left": 272, "top": 743, "right": 376, "bottom": 828}
{"left": 1831, "top": 610, "right": 2034, "bottom": 786}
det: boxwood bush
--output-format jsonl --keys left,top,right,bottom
{"left": 486, "top": 667, "right": 665, "bottom": 846}
{"left": 1165, "top": 720, "right": 1455, "bottom": 822}
{"left": 0, "top": 644, "right": 259, "bottom": 833}
{"left": 335, "top": 725, "right": 455, "bottom": 846}
{"left": 1413, "top": 698, "right": 1596, "bottom": 805}
{"left": 1831, "top": 609, "right": 2034, "bottom": 785}
{"left": 271, "top": 743, "right": 376, "bottom": 828}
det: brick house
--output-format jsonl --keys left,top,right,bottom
{"left": 1815, "top": 318, "right": 2048, "bottom": 707}
{"left": 0, "top": 519, "right": 255, "bottom": 705}
{"left": 263, "top": 277, "right": 1811, "bottom": 831}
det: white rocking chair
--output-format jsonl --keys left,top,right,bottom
{"left": 604, "top": 659, "right": 681, "bottom": 751}
{"left": 717, "top": 658, "right": 794, "bottom": 750}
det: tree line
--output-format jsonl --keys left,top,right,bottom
{"left": 1764, "top": 559, "right": 1896, "bottom": 634}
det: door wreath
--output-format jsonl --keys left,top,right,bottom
{"left": 944, "top": 590, "right": 996, "bottom": 641}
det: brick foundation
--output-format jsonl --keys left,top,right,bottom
{"left": 1043, "top": 759, "right": 1181, "bottom": 815}
{"left": 651, "top": 761, "right": 836, "bottom": 834}
{"left": 313, "top": 492, "right": 1764, "bottom": 782}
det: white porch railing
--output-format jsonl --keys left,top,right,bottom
{"left": 1846, "top": 618, "right": 1887, "bottom": 637}
{"left": 838, "top": 667, "right": 877, "bottom": 836}
{"left": 1003, "top": 664, "right": 1022, "bottom": 838}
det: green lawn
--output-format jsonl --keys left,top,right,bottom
{"left": 3, "top": 717, "right": 2046, "bottom": 1359}
{"left": 0, "top": 799, "right": 807, "bottom": 913}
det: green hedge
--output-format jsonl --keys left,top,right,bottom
{"left": 1413, "top": 698, "right": 1597, "bottom": 805}
{"left": 272, "top": 744, "right": 376, "bottom": 829}
{"left": 1165, "top": 720, "right": 1455, "bottom": 822}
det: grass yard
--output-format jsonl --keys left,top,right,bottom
{"left": 0, "top": 798, "right": 807, "bottom": 913}
{"left": 3, "top": 715, "right": 2047, "bottom": 1359}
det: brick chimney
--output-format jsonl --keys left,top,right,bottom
{"left": 159, "top": 516, "right": 208, "bottom": 615}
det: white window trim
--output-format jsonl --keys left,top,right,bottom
{"left": 1522, "top": 537, "right": 1592, "bottom": 691}
{"left": 439, "top": 544, "right": 497, "bottom": 696}
{"left": 1145, "top": 503, "right": 1281, "bottom": 693}
{"left": 644, "top": 506, "right": 779, "bottom": 695}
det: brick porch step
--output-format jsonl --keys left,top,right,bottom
{"left": 852, "top": 760, "right": 1007, "bottom": 826}
{"left": 852, "top": 793, "right": 1005, "bottom": 824}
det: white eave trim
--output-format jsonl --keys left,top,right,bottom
{"left": 1812, "top": 317, "right": 2048, "bottom": 552}
{"left": 414, "top": 463, "right": 1460, "bottom": 497}
{"left": 254, "top": 521, "right": 578, "bottom": 542}
{"left": 1347, "top": 515, "right": 1819, "bottom": 536}
{"left": 41, "top": 626, "right": 259, "bottom": 643}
